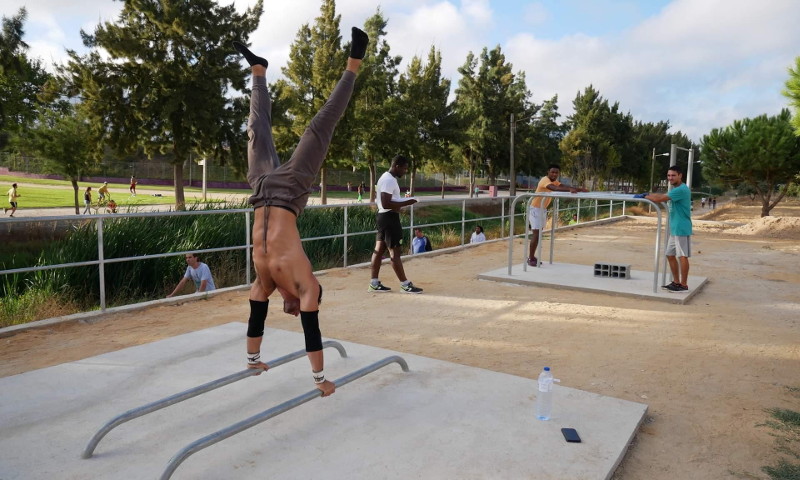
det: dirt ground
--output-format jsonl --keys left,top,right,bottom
{"left": 2, "top": 198, "right": 799, "bottom": 479}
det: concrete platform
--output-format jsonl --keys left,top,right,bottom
{"left": 0, "top": 323, "right": 647, "bottom": 480}
{"left": 479, "top": 262, "right": 708, "bottom": 304}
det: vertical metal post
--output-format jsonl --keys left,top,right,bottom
{"left": 409, "top": 203, "right": 415, "bottom": 251}
{"left": 686, "top": 148, "right": 694, "bottom": 190}
{"left": 97, "top": 217, "right": 106, "bottom": 311}
{"left": 622, "top": 200, "right": 626, "bottom": 216}
{"left": 501, "top": 198, "right": 506, "bottom": 238}
{"left": 594, "top": 199, "right": 598, "bottom": 221}
{"left": 461, "top": 199, "right": 466, "bottom": 246}
{"left": 343, "top": 206, "right": 349, "bottom": 267}
{"left": 509, "top": 113, "right": 516, "bottom": 196}
{"left": 245, "top": 211, "right": 251, "bottom": 285}
{"left": 577, "top": 198, "right": 580, "bottom": 223}
{"left": 609, "top": 200, "right": 613, "bottom": 219}
{"left": 548, "top": 198, "right": 558, "bottom": 264}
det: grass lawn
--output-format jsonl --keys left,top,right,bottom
{"left": 0, "top": 175, "right": 247, "bottom": 195}
{"left": 4, "top": 185, "right": 176, "bottom": 208}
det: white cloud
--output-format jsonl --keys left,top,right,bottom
{"left": 523, "top": 2, "right": 550, "bottom": 26}
{"left": 505, "top": 0, "right": 800, "bottom": 140}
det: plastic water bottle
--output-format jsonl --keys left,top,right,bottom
{"left": 536, "top": 367, "right": 557, "bottom": 420}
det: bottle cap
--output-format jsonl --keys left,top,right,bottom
{"left": 544, "top": 367, "right": 550, "bottom": 371}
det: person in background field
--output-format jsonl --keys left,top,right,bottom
{"left": 234, "top": 27, "right": 368, "bottom": 397}
{"left": 4, "top": 183, "right": 20, "bottom": 217}
{"left": 470, "top": 225, "right": 486, "bottom": 243}
{"left": 411, "top": 227, "right": 433, "bottom": 253}
{"left": 130, "top": 176, "right": 137, "bottom": 195}
{"left": 106, "top": 198, "right": 118, "bottom": 214}
{"left": 568, "top": 213, "right": 578, "bottom": 225}
{"left": 167, "top": 253, "right": 216, "bottom": 297}
{"left": 369, "top": 155, "right": 423, "bottom": 294}
{"left": 528, "top": 164, "right": 587, "bottom": 266}
{"left": 637, "top": 165, "right": 693, "bottom": 293}
{"left": 83, "top": 186, "right": 93, "bottom": 215}
{"left": 357, "top": 181, "right": 365, "bottom": 202}
{"left": 98, "top": 182, "right": 110, "bottom": 202}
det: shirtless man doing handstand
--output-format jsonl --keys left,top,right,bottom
{"left": 234, "top": 27, "right": 368, "bottom": 397}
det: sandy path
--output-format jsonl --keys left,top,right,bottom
{"left": 1, "top": 199, "right": 799, "bottom": 479}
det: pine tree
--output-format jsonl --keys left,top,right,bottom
{"left": 63, "top": 0, "right": 263, "bottom": 210}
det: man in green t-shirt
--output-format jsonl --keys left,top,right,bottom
{"left": 643, "top": 165, "right": 693, "bottom": 292}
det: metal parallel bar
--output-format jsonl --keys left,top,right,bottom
{"left": 159, "top": 355, "right": 410, "bottom": 480}
{"left": 81, "top": 341, "right": 348, "bottom": 459}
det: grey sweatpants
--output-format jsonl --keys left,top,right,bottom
{"left": 247, "top": 71, "right": 356, "bottom": 216}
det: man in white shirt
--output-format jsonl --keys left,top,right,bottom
{"left": 470, "top": 225, "right": 486, "bottom": 243}
{"left": 369, "top": 155, "right": 423, "bottom": 293}
{"left": 167, "top": 253, "right": 216, "bottom": 297}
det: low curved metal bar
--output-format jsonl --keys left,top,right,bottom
{"left": 159, "top": 355, "right": 410, "bottom": 480}
{"left": 82, "top": 341, "right": 347, "bottom": 459}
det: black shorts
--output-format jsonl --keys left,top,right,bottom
{"left": 376, "top": 211, "right": 403, "bottom": 248}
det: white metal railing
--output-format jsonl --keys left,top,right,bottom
{"left": 0, "top": 195, "right": 633, "bottom": 314}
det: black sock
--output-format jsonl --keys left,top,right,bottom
{"left": 233, "top": 41, "right": 268, "bottom": 68}
{"left": 350, "top": 27, "right": 369, "bottom": 59}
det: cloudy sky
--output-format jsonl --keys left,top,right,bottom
{"left": 6, "top": 0, "right": 800, "bottom": 141}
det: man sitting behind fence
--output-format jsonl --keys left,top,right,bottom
{"left": 167, "top": 253, "right": 216, "bottom": 297}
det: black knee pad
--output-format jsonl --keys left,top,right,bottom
{"left": 247, "top": 299, "right": 268, "bottom": 338}
{"left": 300, "top": 310, "right": 323, "bottom": 352}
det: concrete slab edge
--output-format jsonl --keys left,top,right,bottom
{"left": 604, "top": 405, "right": 650, "bottom": 480}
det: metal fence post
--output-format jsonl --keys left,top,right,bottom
{"left": 501, "top": 198, "right": 506, "bottom": 238}
{"left": 343, "top": 206, "right": 349, "bottom": 268}
{"left": 577, "top": 198, "right": 581, "bottom": 223}
{"left": 461, "top": 199, "right": 466, "bottom": 245}
{"left": 245, "top": 211, "right": 251, "bottom": 285}
{"left": 97, "top": 217, "right": 106, "bottom": 311}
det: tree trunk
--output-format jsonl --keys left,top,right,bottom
{"left": 173, "top": 162, "right": 186, "bottom": 211}
{"left": 368, "top": 157, "right": 377, "bottom": 203}
{"left": 409, "top": 166, "right": 416, "bottom": 196}
{"left": 441, "top": 173, "right": 446, "bottom": 199}
{"left": 71, "top": 178, "right": 80, "bottom": 215}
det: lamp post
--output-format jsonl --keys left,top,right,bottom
{"left": 650, "top": 148, "right": 670, "bottom": 192}
{"left": 510, "top": 113, "right": 537, "bottom": 196}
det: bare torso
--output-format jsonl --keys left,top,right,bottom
{"left": 252, "top": 206, "right": 319, "bottom": 311}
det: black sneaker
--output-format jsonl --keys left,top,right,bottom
{"left": 400, "top": 282, "right": 423, "bottom": 294}
{"left": 661, "top": 281, "right": 679, "bottom": 290}
{"left": 368, "top": 282, "right": 391, "bottom": 293}
{"left": 665, "top": 283, "right": 689, "bottom": 293}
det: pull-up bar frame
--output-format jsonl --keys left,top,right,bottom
{"left": 160, "top": 355, "right": 410, "bottom": 480}
{"left": 508, "top": 192, "right": 666, "bottom": 293}
{"left": 82, "top": 341, "right": 347, "bottom": 459}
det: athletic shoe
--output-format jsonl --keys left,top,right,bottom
{"left": 400, "top": 282, "right": 423, "bottom": 294}
{"left": 2, "top": 208, "right": 6, "bottom": 214}
{"left": 527, "top": 257, "right": 538, "bottom": 267}
{"left": 368, "top": 282, "right": 391, "bottom": 293}
{"left": 661, "top": 281, "right": 679, "bottom": 290}
{"left": 665, "top": 283, "right": 688, "bottom": 293}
